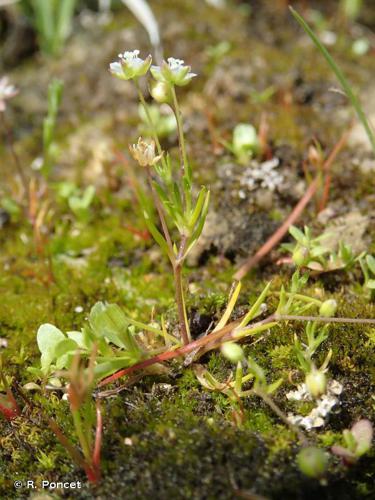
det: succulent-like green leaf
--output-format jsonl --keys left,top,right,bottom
{"left": 37, "top": 324, "right": 66, "bottom": 374}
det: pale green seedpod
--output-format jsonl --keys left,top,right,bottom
{"left": 297, "top": 447, "right": 328, "bottom": 478}
{"left": 150, "top": 81, "right": 173, "bottom": 104}
{"left": 319, "top": 299, "right": 337, "bottom": 318}
{"left": 305, "top": 370, "right": 327, "bottom": 398}
{"left": 232, "top": 123, "right": 259, "bottom": 163}
{"left": 221, "top": 342, "right": 244, "bottom": 363}
{"left": 292, "top": 246, "right": 310, "bottom": 267}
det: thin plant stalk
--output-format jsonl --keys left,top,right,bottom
{"left": 290, "top": 6, "right": 375, "bottom": 154}
{"left": 174, "top": 235, "right": 191, "bottom": 345}
{"left": 0, "top": 113, "right": 28, "bottom": 195}
{"left": 234, "top": 127, "right": 350, "bottom": 280}
{"left": 99, "top": 312, "right": 375, "bottom": 386}
{"left": 254, "top": 388, "right": 307, "bottom": 444}
{"left": 72, "top": 409, "right": 91, "bottom": 463}
{"left": 93, "top": 402, "right": 102, "bottom": 473}
{"left": 133, "top": 80, "right": 191, "bottom": 345}
{"left": 146, "top": 166, "right": 190, "bottom": 344}
{"left": 171, "top": 85, "right": 189, "bottom": 177}
{"left": 134, "top": 80, "right": 164, "bottom": 159}
{"left": 48, "top": 418, "right": 87, "bottom": 469}
{"left": 145, "top": 168, "right": 174, "bottom": 258}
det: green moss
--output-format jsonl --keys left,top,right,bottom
{"left": 1, "top": 0, "right": 375, "bottom": 497}
{"left": 243, "top": 409, "right": 274, "bottom": 433}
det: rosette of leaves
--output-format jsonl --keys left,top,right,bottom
{"left": 283, "top": 226, "right": 364, "bottom": 272}
{"left": 30, "top": 302, "right": 143, "bottom": 381}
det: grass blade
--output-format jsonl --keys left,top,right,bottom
{"left": 290, "top": 6, "right": 375, "bottom": 154}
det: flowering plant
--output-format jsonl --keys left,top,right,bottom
{"left": 110, "top": 50, "right": 208, "bottom": 345}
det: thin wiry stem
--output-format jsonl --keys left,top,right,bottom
{"left": 146, "top": 168, "right": 175, "bottom": 260}
{"left": 290, "top": 7, "right": 375, "bottom": 154}
{"left": 72, "top": 409, "right": 91, "bottom": 463}
{"left": 134, "top": 80, "right": 166, "bottom": 169}
{"left": 275, "top": 314, "right": 375, "bottom": 325}
{"left": 0, "top": 112, "right": 28, "bottom": 195}
{"left": 234, "top": 127, "right": 351, "bottom": 280}
{"left": 253, "top": 388, "right": 307, "bottom": 444}
{"left": 99, "top": 311, "right": 375, "bottom": 387}
{"left": 171, "top": 85, "right": 189, "bottom": 177}
{"left": 174, "top": 235, "right": 191, "bottom": 345}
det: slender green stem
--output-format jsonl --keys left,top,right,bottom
{"left": 254, "top": 388, "right": 307, "bottom": 444}
{"left": 48, "top": 418, "right": 86, "bottom": 469}
{"left": 125, "top": 317, "right": 180, "bottom": 344}
{"left": 174, "top": 236, "right": 191, "bottom": 345}
{"left": 72, "top": 410, "right": 91, "bottom": 463}
{"left": 136, "top": 85, "right": 191, "bottom": 345}
{"left": 276, "top": 314, "right": 375, "bottom": 325}
{"left": 134, "top": 80, "right": 165, "bottom": 159}
{"left": 146, "top": 168, "right": 175, "bottom": 261}
{"left": 174, "top": 264, "right": 190, "bottom": 345}
{"left": 171, "top": 85, "right": 189, "bottom": 176}
{"left": 273, "top": 291, "right": 323, "bottom": 307}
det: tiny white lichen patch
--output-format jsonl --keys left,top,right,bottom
{"left": 287, "top": 379, "right": 343, "bottom": 431}
{"left": 239, "top": 158, "right": 283, "bottom": 192}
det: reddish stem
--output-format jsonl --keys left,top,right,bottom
{"left": 93, "top": 402, "right": 102, "bottom": 478}
{"left": 319, "top": 173, "right": 332, "bottom": 212}
{"left": 234, "top": 177, "right": 319, "bottom": 281}
{"left": 234, "top": 128, "right": 351, "bottom": 281}
{"left": 99, "top": 309, "right": 375, "bottom": 388}
{"left": 98, "top": 315, "right": 274, "bottom": 387}
{"left": 84, "top": 465, "right": 100, "bottom": 485}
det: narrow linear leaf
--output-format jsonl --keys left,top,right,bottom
{"left": 290, "top": 6, "right": 375, "bottom": 154}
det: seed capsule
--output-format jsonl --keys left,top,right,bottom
{"left": 221, "top": 342, "right": 244, "bottom": 363}
{"left": 305, "top": 370, "right": 327, "bottom": 398}
{"left": 319, "top": 299, "right": 337, "bottom": 318}
{"left": 297, "top": 447, "right": 328, "bottom": 478}
{"left": 150, "top": 81, "right": 172, "bottom": 104}
{"left": 292, "top": 246, "right": 310, "bottom": 267}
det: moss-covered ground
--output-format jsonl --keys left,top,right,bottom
{"left": 0, "top": 0, "right": 374, "bottom": 498}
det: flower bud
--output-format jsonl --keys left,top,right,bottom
{"left": 292, "top": 246, "right": 310, "bottom": 267}
{"left": 305, "top": 370, "right": 327, "bottom": 398}
{"left": 297, "top": 447, "right": 328, "bottom": 478}
{"left": 319, "top": 299, "right": 337, "bottom": 318}
{"left": 221, "top": 342, "right": 244, "bottom": 363}
{"left": 150, "top": 81, "right": 172, "bottom": 104}
{"left": 233, "top": 124, "right": 258, "bottom": 150}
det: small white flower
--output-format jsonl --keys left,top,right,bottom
{"left": 167, "top": 58, "right": 185, "bottom": 70}
{"left": 0, "top": 76, "right": 18, "bottom": 112}
{"left": 151, "top": 57, "right": 197, "bottom": 87}
{"left": 109, "top": 50, "right": 152, "bottom": 81}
